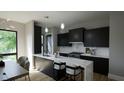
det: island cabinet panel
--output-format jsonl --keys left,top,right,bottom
{"left": 33, "top": 56, "right": 65, "bottom": 80}
{"left": 33, "top": 57, "right": 55, "bottom": 77}
{"left": 80, "top": 55, "right": 109, "bottom": 75}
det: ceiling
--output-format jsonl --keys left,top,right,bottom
{"left": 0, "top": 11, "right": 109, "bottom": 27}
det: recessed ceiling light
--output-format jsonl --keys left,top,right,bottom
{"left": 61, "top": 23, "right": 65, "bottom": 30}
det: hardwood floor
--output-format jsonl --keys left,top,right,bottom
{"left": 16, "top": 69, "right": 113, "bottom": 81}
{"left": 16, "top": 58, "right": 113, "bottom": 81}
{"left": 16, "top": 69, "right": 55, "bottom": 81}
{"left": 93, "top": 73, "right": 113, "bottom": 81}
{"left": 61, "top": 71, "right": 113, "bottom": 81}
{"left": 17, "top": 58, "right": 113, "bottom": 81}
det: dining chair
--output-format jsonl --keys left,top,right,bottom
{"left": 17, "top": 56, "right": 31, "bottom": 81}
{"left": 66, "top": 64, "right": 81, "bottom": 81}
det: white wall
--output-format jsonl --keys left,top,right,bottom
{"left": 25, "top": 21, "right": 34, "bottom": 68}
{"left": 109, "top": 12, "right": 124, "bottom": 80}
{"left": 0, "top": 18, "right": 26, "bottom": 57}
{"left": 58, "top": 18, "right": 109, "bottom": 57}
{"left": 68, "top": 17, "right": 109, "bottom": 30}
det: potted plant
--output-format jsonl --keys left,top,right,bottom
{"left": 0, "top": 54, "right": 5, "bottom": 67}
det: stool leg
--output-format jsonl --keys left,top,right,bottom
{"left": 28, "top": 75, "right": 31, "bottom": 81}
{"left": 69, "top": 75, "right": 72, "bottom": 80}
{"left": 74, "top": 75, "right": 76, "bottom": 81}
{"left": 66, "top": 74, "right": 69, "bottom": 80}
{"left": 81, "top": 70, "right": 83, "bottom": 80}
{"left": 25, "top": 76, "right": 27, "bottom": 80}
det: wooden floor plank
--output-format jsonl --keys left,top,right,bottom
{"left": 16, "top": 69, "right": 113, "bottom": 81}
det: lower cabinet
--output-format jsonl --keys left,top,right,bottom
{"left": 80, "top": 55, "right": 109, "bottom": 75}
{"left": 94, "top": 58, "right": 109, "bottom": 75}
{"left": 59, "top": 53, "right": 69, "bottom": 57}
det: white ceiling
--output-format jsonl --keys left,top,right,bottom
{"left": 0, "top": 11, "right": 109, "bottom": 27}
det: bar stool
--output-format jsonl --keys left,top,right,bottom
{"left": 53, "top": 61, "right": 66, "bottom": 80}
{"left": 54, "top": 62, "right": 66, "bottom": 70}
{"left": 66, "top": 64, "right": 81, "bottom": 81}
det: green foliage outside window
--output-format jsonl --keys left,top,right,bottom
{"left": 0, "top": 30, "right": 16, "bottom": 61}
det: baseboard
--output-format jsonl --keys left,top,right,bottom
{"left": 108, "top": 73, "right": 124, "bottom": 81}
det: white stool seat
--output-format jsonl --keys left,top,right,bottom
{"left": 53, "top": 60, "right": 66, "bottom": 70}
{"left": 66, "top": 64, "right": 81, "bottom": 75}
{"left": 66, "top": 67, "right": 81, "bottom": 75}
{"left": 54, "top": 63, "right": 66, "bottom": 70}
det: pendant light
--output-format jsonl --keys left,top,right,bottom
{"left": 45, "top": 27, "right": 48, "bottom": 33}
{"left": 61, "top": 23, "right": 65, "bottom": 30}
{"left": 44, "top": 16, "right": 49, "bottom": 33}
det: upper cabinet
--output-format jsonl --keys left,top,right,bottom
{"left": 84, "top": 27, "right": 109, "bottom": 47}
{"left": 69, "top": 28, "right": 85, "bottom": 43}
{"left": 57, "top": 27, "right": 109, "bottom": 47}
{"left": 34, "top": 25, "right": 42, "bottom": 54}
{"left": 57, "top": 33, "right": 72, "bottom": 46}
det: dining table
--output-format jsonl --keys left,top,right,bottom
{"left": 0, "top": 61, "right": 29, "bottom": 81}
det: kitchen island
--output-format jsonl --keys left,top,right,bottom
{"left": 33, "top": 54, "right": 93, "bottom": 81}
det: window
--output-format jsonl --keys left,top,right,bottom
{"left": 0, "top": 29, "right": 17, "bottom": 61}
{"left": 46, "top": 35, "right": 52, "bottom": 55}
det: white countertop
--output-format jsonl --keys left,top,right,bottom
{"left": 59, "top": 52, "right": 109, "bottom": 59}
{"left": 54, "top": 56, "right": 92, "bottom": 68}
{"left": 81, "top": 54, "right": 109, "bottom": 59}
{"left": 33, "top": 54, "right": 92, "bottom": 68}
{"left": 33, "top": 54, "right": 55, "bottom": 61}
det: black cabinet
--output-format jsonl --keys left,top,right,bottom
{"left": 57, "top": 33, "right": 72, "bottom": 46}
{"left": 59, "top": 53, "right": 69, "bottom": 57}
{"left": 69, "top": 28, "right": 85, "bottom": 42}
{"left": 94, "top": 58, "right": 109, "bottom": 75}
{"left": 84, "top": 27, "right": 109, "bottom": 47}
{"left": 34, "top": 25, "right": 42, "bottom": 54}
{"left": 80, "top": 55, "right": 109, "bottom": 75}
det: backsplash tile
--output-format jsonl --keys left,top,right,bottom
{"left": 59, "top": 43, "right": 109, "bottom": 57}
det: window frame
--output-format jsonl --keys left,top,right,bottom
{"left": 0, "top": 29, "right": 18, "bottom": 61}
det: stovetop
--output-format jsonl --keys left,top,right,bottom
{"left": 69, "top": 52, "right": 84, "bottom": 54}
{"left": 68, "top": 52, "right": 84, "bottom": 58}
